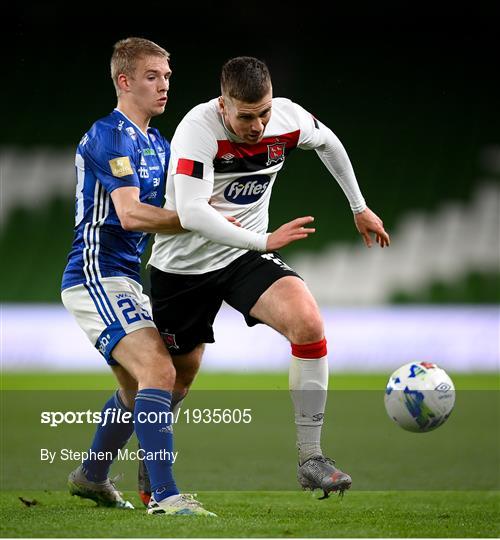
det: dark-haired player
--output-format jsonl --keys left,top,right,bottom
{"left": 140, "top": 56, "right": 390, "bottom": 504}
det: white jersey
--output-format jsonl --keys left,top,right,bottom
{"left": 149, "top": 97, "right": 365, "bottom": 274}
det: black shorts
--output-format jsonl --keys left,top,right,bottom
{"left": 150, "top": 251, "right": 301, "bottom": 354}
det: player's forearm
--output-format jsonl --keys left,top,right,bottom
{"left": 315, "top": 128, "right": 367, "bottom": 213}
{"left": 119, "top": 202, "right": 183, "bottom": 234}
{"left": 175, "top": 174, "right": 268, "bottom": 251}
{"left": 180, "top": 202, "right": 268, "bottom": 250}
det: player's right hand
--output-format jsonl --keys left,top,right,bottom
{"left": 225, "top": 216, "right": 242, "bottom": 227}
{"left": 266, "top": 216, "right": 315, "bottom": 251}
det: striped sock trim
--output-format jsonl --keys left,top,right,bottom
{"left": 136, "top": 389, "right": 172, "bottom": 409}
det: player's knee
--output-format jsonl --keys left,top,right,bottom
{"left": 137, "top": 355, "right": 176, "bottom": 390}
{"left": 289, "top": 309, "right": 324, "bottom": 344}
{"left": 153, "top": 360, "right": 176, "bottom": 390}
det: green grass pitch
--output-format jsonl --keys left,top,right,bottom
{"left": 2, "top": 490, "right": 498, "bottom": 538}
{"left": 1, "top": 372, "right": 498, "bottom": 538}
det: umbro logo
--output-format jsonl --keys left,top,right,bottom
{"left": 221, "top": 153, "right": 235, "bottom": 161}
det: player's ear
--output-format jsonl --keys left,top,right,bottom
{"left": 117, "top": 73, "right": 131, "bottom": 93}
{"left": 218, "top": 96, "right": 225, "bottom": 113}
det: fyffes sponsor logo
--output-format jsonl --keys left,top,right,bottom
{"left": 224, "top": 175, "right": 270, "bottom": 204}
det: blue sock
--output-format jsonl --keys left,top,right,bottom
{"left": 82, "top": 390, "right": 134, "bottom": 482}
{"left": 135, "top": 389, "right": 179, "bottom": 501}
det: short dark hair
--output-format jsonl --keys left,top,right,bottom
{"left": 221, "top": 56, "right": 272, "bottom": 103}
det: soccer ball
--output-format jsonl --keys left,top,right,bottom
{"left": 384, "top": 362, "right": 455, "bottom": 432}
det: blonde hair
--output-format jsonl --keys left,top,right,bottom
{"left": 111, "top": 37, "right": 170, "bottom": 95}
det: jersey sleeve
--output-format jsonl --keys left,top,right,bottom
{"left": 82, "top": 129, "right": 140, "bottom": 193}
{"left": 292, "top": 101, "right": 367, "bottom": 213}
{"left": 293, "top": 102, "right": 330, "bottom": 150}
{"left": 169, "top": 118, "right": 217, "bottom": 182}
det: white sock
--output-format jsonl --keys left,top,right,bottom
{"left": 289, "top": 352, "right": 329, "bottom": 465}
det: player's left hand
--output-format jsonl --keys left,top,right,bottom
{"left": 354, "top": 207, "right": 390, "bottom": 248}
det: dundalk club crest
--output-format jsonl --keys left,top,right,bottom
{"left": 161, "top": 331, "right": 179, "bottom": 350}
{"left": 266, "top": 141, "right": 286, "bottom": 166}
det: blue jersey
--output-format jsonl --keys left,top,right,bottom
{"left": 62, "top": 109, "right": 169, "bottom": 290}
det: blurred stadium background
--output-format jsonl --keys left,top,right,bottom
{"left": 2, "top": 7, "right": 499, "bottom": 375}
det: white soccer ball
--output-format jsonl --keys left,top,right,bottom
{"left": 384, "top": 362, "right": 455, "bottom": 432}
